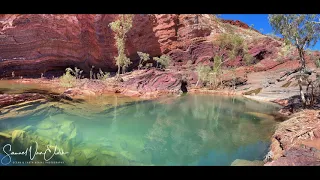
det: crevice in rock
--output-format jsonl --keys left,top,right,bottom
{"left": 174, "top": 15, "right": 179, "bottom": 38}
{"left": 275, "top": 135, "right": 285, "bottom": 151}
{"left": 181, "top": 79, "right": 188, "bottom": 93}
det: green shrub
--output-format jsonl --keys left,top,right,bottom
{"left": 97, "top": 68, "right": 110, "bottom": 80}
{"left": 243, "top": 53, "right": 255, "bottom": 65}
{"left": 214, "top": 33, "right": 254, "bottom": 65}
{"left": 213, "top": 55, "right": 222, "bottom": 73}
{"left": 137, "top": 51, "right": 150, "bottom": 70}
{"left": 154, "top": 55, "right": 171, "bottom": 69}
{"left": 196, "top": 64, "right": 212, "bottom": 84}
{"left": 215, "top": 33, "right": 244, "bottom": 53}
{"left": 60, "top": 68, "right": 77, "bottom": 88}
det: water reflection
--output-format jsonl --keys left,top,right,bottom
{"left": 0, "top": 94, "right": 279, "bottom": 166}
{"left": 140, "top": 95, "right": 279, "bottom": 165}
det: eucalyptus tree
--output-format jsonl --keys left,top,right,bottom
{"left": 268, "top": 14, "right": 320, "bottom": 106}
{"left": 109, "top": 14, "right": 134, "bottom": 79}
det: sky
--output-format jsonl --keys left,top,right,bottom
{"left": 219, "top": 14, "right": 320, "bottom": 51}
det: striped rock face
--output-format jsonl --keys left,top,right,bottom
{"left": 1, "top": 14, "right": 306, "bottom": 79}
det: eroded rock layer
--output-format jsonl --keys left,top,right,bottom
{"left": 0, "top": 14, "right": 293, "bottom": 78}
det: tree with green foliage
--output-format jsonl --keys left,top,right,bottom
{"left": 137, "top": 51, "right": 150, "bottom": 70}
{"left": 109, "top": 14, "right": 134, "bottom": 79}
{"left": 153, "top": 55, "right": 171, "bottom": 69}
{"left": 268, "top": 14, "right": 320, "bottom": 71}
{"left": 269, "top": 14, "right": 320, "bottom": 107}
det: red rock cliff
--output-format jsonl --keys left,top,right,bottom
{"left": 0, "top": 14, "right": 163, "bottom": 77}
{"left": 0, "top": 14, "right": 284, "bottom": 78}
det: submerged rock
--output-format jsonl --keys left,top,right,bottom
{"left": 0, "top": 132, "right": 11, "bottom": 144}
{"left": 0, "top": 93, "right": 46, "bottom": 108}
{"left": 244, "top": 111, "right": 275, "bottom": 121}
{"left": 72, "top": 150, "right": 90, "bottom": 166}
{"left": 120, "top": 141, "right": 128, "bottom": 150}
{"left": 0, "top": 132, "right": 11, "bottom": 139}
{"left": 101, "top": 150, "right": 117, "bottom": 157}
{"left": 59, "top": 120, "right": 75, "bottom": 132}
{"left": 82, "top": 148, "right": 97, "bottom": 160}
{"left": 11, "top": 130, "right": 27, "bottom": 145}
{"left": 36, "top": 120, "right": 57, "bottom": 130}
{"left": 22, "top": 125, "right": 36, "bottom": 132}
{"left": 231, "top": 159, "right": 264, "bottom": 166}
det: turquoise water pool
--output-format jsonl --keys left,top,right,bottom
{"left": 0, "top": 94, "right": 279, "bottom": 166}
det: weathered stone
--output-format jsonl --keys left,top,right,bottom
{"left": 265, "top": 146, "right": 320, "bottom": 166}
{"left": 121, "top": 69, "right": 183, "bottom": 98}
{"left": 266, "top": 110, "right": 320, "bottom": 166}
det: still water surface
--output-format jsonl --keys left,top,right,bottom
{"left": 0, "top": 82, "right": 280, "bottom": 166}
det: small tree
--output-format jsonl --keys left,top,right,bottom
{"left": 137, "top": 51, "right": 150, "bottom": 70}
{"left": 268, "top": 14, "right": 320, "bottom": 71}
{"left": 109, "top": 14, "right": 134, "bottom": 79}
{"left": 268, "top": 14, "right": 320, "bottom": 106}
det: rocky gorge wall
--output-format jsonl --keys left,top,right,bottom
{"left": 0, "top": 14, "right": 261, "bottom": 78}
{"left": 0, "top": 14, "right": 308, "bottom": 79}
{"left": 0, "top": 14, "right": 160, "bottom": 77}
